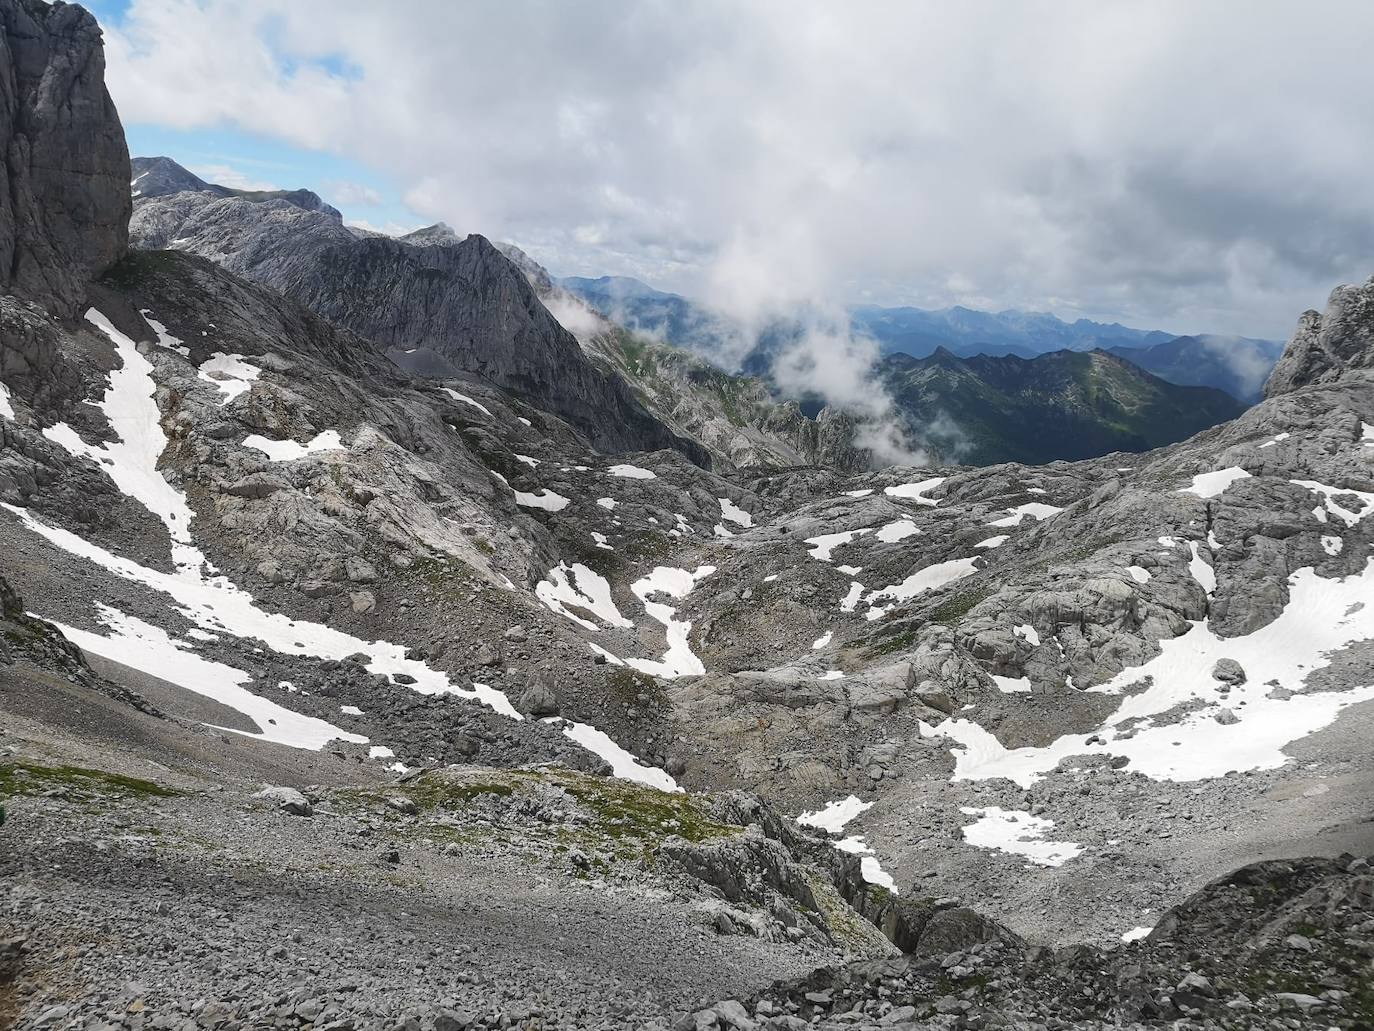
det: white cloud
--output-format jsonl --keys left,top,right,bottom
{"left": 101, "top": 1, "right": 1374, "bottom": 339}
{"left": 187, "top": 162, "right": 278, "bottom": 192}
{"left": 326, "top": 180, "right": 384, "bottom": 206}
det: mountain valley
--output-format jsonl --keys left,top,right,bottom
{"left": 2, "top": 3, "right": 1374, "bottom": 1030}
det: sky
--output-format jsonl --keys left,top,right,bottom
{"left": 87, "top": 0, "right": 1374, "bottom": 340}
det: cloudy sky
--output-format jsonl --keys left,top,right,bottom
{"left": 89, "top": 0, "right": 1374, "bottom": 339}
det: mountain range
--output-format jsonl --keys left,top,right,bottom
{"left": 3, "top": 3, "right": 1374, "bottom": 1029}
{"left": 560, "top": 275, "right": 1285, "bottom": 404}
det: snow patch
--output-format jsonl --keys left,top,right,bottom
{"left": 535, "top": 562, "right": 633, "bottom": 631}
{"left": 798, "top": 795, "right": 871, "bottom": 833}
{"left": 805, "top": 527, "right": 872, "bottom": 561}
{"left": 547, "top": 718, "right": 681, "bottom": 793}
{"left": 988, "top": 503, "right": 1063, "bottom": 528}
{"left": 960, "top": 806, "right": 1083, "bottom": 866}
{"left": 875, "top": 519, "right": 919, "bottom": 544}
{"left": 626, "top": 565, "right": 715, "bottom": 678}
{"left": 242, "top": 430, "right": 344, "bottom": 462}
{"left": 1179, "top": 467, "right": 1251, "bottom": 499}
{"left": 608, "top": 463, "right": 656, "bottom": 480}
{"left": 441, "top": 387, "right": 493, "bottom": 417}
{"left": 197, "top": 352, "right": 261, "bottom": 405}
{"left": 719, "top": 497, "right": 753, "bottom": 528}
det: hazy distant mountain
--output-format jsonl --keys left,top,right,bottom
{"left": 877, "top": 347, "right": 1247, "bottom": 465}
{"left": 1108, "top": 334, "right": 1286, "bottom": 403}
{"left": 850, "top": 303, "right": 1177, "bottom": 357}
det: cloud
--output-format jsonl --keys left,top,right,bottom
{"left": 99, "top": 1, "right": 1374, "bottom": 340}
{"left": 326, "top": 180, "right": 384, "bottom": 207}
{"left": 187, "top": 162, "right": 278, "bottom": 192}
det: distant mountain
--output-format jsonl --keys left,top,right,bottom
{"left": 850, "top": 304, "right": 1176, "bottom": 358}
{"left": 1108, "top": 334, "right": 1286, "bottom": 404}
{"left": 557, "top": 277, "right": 1280, "bottom": 401}
{"left": 130, "top": 156, "right": 342, "bottom": 220}
{"left": 558, "top": 275, "right": 743, "bottom": 360}
{"left": 878, "top": 347, "right": 1247, "bottom": 465}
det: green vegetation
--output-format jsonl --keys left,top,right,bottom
{"left": 0, "top": 759, "right": 180, "bottom": 801}
{"left": 929, "top": 586, "right": 993, "bottom": 625}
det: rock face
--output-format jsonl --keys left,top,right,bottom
{"left": 128, "top": 163, "right": 708, "bottom": 463}
{"left": 130, "top": 155, "right": 341, "bottom": 218}
{"left": 1265, "top": 275, "right": 1374, "bottom": 396}
{"left": 0, "top": 0, "right": 130, "bottom": 318}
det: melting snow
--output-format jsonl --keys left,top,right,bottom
{"left": 1013, "top": 624, "right": 1041, "bottom": 646}
{"left": 1179, "top": 467, "right": 1251, "bottom": 499}
{"left": 547, "top": 718, "right": 681, "bottom": 792}
{"left": 608, "top": 463, "right": 655, "bottom": 480}
{"left": 920, "top": 561, "right": 1374, "bottom": 785}
{"left": 834, "top": 836, "right": 897, "bottom": 892}
{"left": 141, "top": 311, "right": 189, "bottom": 357}
{"left": 812, "top": 631, "right": 833, "bottom": 650}
{"left": 806, "top": 527, "right": 872, "bottom": 561}
{"left": 960, "top": 806, "right": 1084, "bottom": 866}
{"left": 1322, "top": 536, "right": 1343, "bottom": 556}
{"left": 839, "top": 581, "right": 865, "bottom": 613}
{"left": 865, "top": 558, "right": 979, "bottom": 620}
{"left": 441, "top": 387, "right": 493, "bottom": 417}
{"left": 50, "top": 604, "right": 365, "bottom": 751}
{"left": 596, "top": 497, "right": 617, "bottom": 510}
{"left": 843, "top": 488, "right": 874, "bottom": 498}
{"left": 1258, "top": 432, "right": 1290, "bottom": 449}
{"left": 515, "top": 454, "right": 539, "bottom": 467}
{"left": 0, "top": 381, "right": 14, "bottom": 421}
{"left": 1127, "top": 565, "right": 1152, "bottom": 584}
{"left": 1292, "top": 480, "right": 1374, "bottom": 527}
{"left": 821, "top": 670, "right": 845, "bottom": 680}
{"left": 242, "top": 430, "right": 344, "bottom": 462}
{"left": 535, "top": 562, "right": 633, "bottom": 631}
{"left": 875, "top": 519, "right": 919, "bottom": 544}
{"left": 626, "top": 566, "right": 715, "bottom": 678}
{"left": 1121, "top": 926, "right": 1152, "bottom": 943}
{"left": 975, "top": 535, "right": 1009, "bottom": 549}
{"left": 197, "top": 352, "right": 261, "bottom": 404}
{"left": 992, "top": 675, "right": 1032, "bottom": 693}
{"left": 719, "top": 497, "right": 753, "bottom": 528}
{"left": 988, "top": 503, "right": 1063, "bottom": 527}
{"left": 883, "top": 477, "right": 944, "bottom": 505}
{"left": 1187, "top": 541, "right": 1215, "bottom": 594}
{"left": 798, "top": 795, "right": 871, "bottom": 833}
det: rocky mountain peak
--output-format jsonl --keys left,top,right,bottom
{"left": 129, "top": 155, "right": 342, "bottom": 219}
{"left": 0, "top": 0, "right": 130, "bottom": 318}
{"left": 1265, "top": 274, "right": 1374, "bottom": 396}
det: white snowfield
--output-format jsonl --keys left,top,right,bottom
{"left": 921, "top": 561, "right": 1374, "bottom": 786}
{"left": 718, "top": 496, "right": 753, "bottom": 528}
{"left": 441, "top": 387, "right": 493, "bottom": 417}
{"left": 547, "top": 718, "right": 681, "bottom": 793}
{"left": 242, "top": 430, "right": 344, "bottom": 462}
{"left": 959, "top": 806, "right": 1084, "bottom": 867}
{"left": 50, "top": 604, "right": 366, "bottom": 751}
{"left": 864, "top": 558, "right": 978, "bottom": 620}
{"left": 987, "top": 502, "right": 1063, "bottom": 527}
{"left": 0, "top": 380, "right": 14, "bottom": 420}
{"left": 797, "top": 795, "right": 871, "bottom": 833}
{"left": 626, "top": 565, "right": 716, "bottom": 678}
{"left": 197, "top": 352, "right": 261, "bottom": 404}
{"left": 883, "top": 477, "right": 944, "bottom": 505}
{"left": 1293, "top": 479, "right": 1374, "bottom": 526}
{"left": 797, "top": 795, "right": 897, "bottom": 891}
{"left": 805, "top": 527, "right": 872, "bottom": 561}
{"left": 534, "top": 562, "right": 634, "bottom": 631}
{"left": 874, "top": 518, "right": 919, "bottom": 544}
{"left": 1178, "top": 467, "right": 1251, "bottom": 498}
{"left": 607, "top": 463, "right": 656, "bottom": 479}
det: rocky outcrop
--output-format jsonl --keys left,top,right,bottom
{"left": 128, "top": 164, "right": 708, "bottom": 463}
{"left": 0, "top": 0, "right": 129, "bottom": 318}
{"left": 130, "top": 155, "right": 341, "bottom": 218}
{"left": 1265, "top": 275, "right": 1374, "bottom": 396}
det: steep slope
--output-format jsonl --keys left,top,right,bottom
{"left": 876, "top": 346, "right": 1246, "bottom": 464}
{"left": 0, "top": 0, "right": 130, "bottom": 318}
{"left": 127, "top": 161, "right": 706, "bottom": 463}
{"left": 503, "top": 244, "right": 865, "bottom": 470}
{"left": 1265, "top": 274, "right": 1374, "bottom": 396}
{"left": 1108, "top": 333, "right": 1284, "bottom": 403}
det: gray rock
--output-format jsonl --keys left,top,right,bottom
{"left": 0, "top": 0, "right": 130, "bottom": 319}
{"left": 349, "top": 590, "right": 376, "bottom": 614}
{"left": 1211, "top": 658, "right": 1247, "bottom": 684}
{"left": 517, "top": 676, "right": 559, "bottom": 717}
{"left": 253, "top": 786, "right": 312, "bottom": 817}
